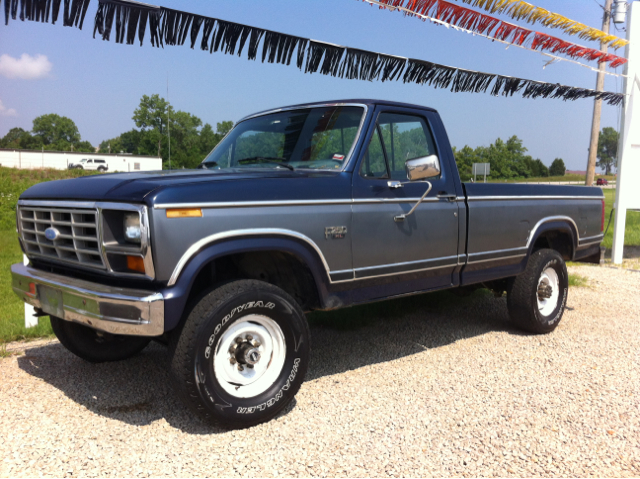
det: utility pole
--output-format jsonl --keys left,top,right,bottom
{"left": 167, "top": 74, "right": 171, "bottom": 171}
{"left": 586, "top": 0, "right": 613, "bottom": 186}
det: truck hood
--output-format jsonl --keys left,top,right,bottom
{"left": 19, "top": 169, "right": 337, "bottom": 204}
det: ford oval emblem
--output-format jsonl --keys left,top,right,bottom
{"left": 44, "top": 227, "right": 60, "bottom": 241}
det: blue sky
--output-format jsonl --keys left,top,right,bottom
{"left": 0, "top": 0, "right": 628, "bottom": 171}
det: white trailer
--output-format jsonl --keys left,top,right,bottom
{"left": 0, "top": 149, "right": 162, "bottom": 172}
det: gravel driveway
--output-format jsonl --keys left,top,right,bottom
{"left": 1, "top": 265, "right": 638, "bottom": 477}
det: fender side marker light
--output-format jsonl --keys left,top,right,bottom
{"left": 166, "top": 208, "right": 203, "bottom": 218}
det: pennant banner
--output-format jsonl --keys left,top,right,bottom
{"left": 3, "top": 0, "right": 91, "bottom": 26}
{"left": 369, "top": 0, "right": 627, "bottom": 68}
{"left": 1, "top": 0, "right": 625, "bottom": 106}
{"left": 456, "top": 0, "right": 628, "bottom": 48}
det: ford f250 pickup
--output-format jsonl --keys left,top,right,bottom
{"left": 11, "top": 100, "right": 605, "bottom": 428}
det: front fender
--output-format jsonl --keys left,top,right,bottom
{"left": 160, "top": 236, "right": 332, "bottom": 331}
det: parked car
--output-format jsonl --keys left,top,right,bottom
{"left": 596, "top": 178, "right": 608, "bottom": 186}
{"left": 68, "top": 158, "right": 108, "bottom": 172}
{"left": 12, "top": 100, "right": 605, "bottom": 428}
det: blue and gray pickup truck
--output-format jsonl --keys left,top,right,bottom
{"left": 11, "top": 100, "right": 605, "bottom": 427}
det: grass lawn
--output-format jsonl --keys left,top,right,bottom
{"left": 602, "top": 189, "right": 640, "bottom": 249}
{"left": 0, "top": 167, "right": 98, "bottom": 343}
{"left": 0, "top": 229, "right": 53, "bottom": 342}
{"left": 0, "top": 167, "right": 638, "bottom": 344}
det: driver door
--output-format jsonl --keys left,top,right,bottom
{"left": 351, "top": 107, "right": 460, "bottom": 294}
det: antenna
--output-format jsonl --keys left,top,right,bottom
{"left": 167, "top": 73, "right": 171, "bottom": 171}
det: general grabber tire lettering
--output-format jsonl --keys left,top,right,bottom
{"left": 50, "top": 316, "right": 151, "bottom": 363}
{"left": 169, "top": 280, "right": 310, "bottom": 428}
{"left": 507, "top": 248, "right": 569, "bottom": 334}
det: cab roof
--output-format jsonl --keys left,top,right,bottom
{"left": 240, "top": 99, "right": 438, "bottom": 122}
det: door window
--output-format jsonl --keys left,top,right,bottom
{"left": 360, "top": 127, "right": 388, "bottom": 179}
{"left": 361, "top": 112, "right": 438, "bottom": 181}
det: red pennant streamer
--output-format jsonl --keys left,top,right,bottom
{"left": 368, "top": 0, "right": 627, "bottom": 68}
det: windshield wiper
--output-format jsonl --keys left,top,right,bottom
{"left": 238, "top": 157, "right": 294, "bottom": 171}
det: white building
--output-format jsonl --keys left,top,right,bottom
{"left": 0, "top": 149, "right": 162, "bottom": 172}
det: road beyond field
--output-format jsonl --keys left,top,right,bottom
{"left": 1, "top": 265, "right": 638, "bottom": 478}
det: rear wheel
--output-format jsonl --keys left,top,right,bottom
{"left": 50, "top": 316, "right": 151, "bottom": 362}
{"left": 169, "top": 280, "right": 310, "bottom": 428}
{"left": 97, "top": 166, "right": 106, "bottom": 172}
{"left": 507, "top": 249, "right": 569, "bottom": 334}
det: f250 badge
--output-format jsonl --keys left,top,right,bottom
{"left": 325, "top": 226, "right": 347, "bottom": 240}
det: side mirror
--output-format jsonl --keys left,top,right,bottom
{"left": 405, "top": 155, "right": 441, "bottom": 181}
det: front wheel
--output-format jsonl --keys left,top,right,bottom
{"left": 50, "top": 316, "right": 151, "bottom": 362}
{"left": 507, "top": 249, "right": 569, "bottom": 334}
{"left": 169, "top": 280, "right": 310, "bottom": 428}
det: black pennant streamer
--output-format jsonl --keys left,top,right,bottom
{"left": 2, "top": 0, "right": 625, "bottom": 106}
{"left": 403, "top": 59, "right": 456, "bottom": 89}
{"left": 262, "top": 31, "right": 308, "bottom": 68}
{"left": 93, "top": 0, "right": 157, "bottom": 45}
{"left": 63, "top": 0, "right": 90, "bottom": 28}
{"left": 379, "top": 54, "right": 406, "bottom": 82}
{"left": 451, "top": 70, "right": 496, "bottom": 93}
{"left": 161, "top": 8, "right": 195, "bottom": 47}
{"left": 522, "top": 81, "right": 558, "bottom": 99}
{"left": 306, "top": 40, "right": 344, "bottom": 76}
{"left": 4, "top": 0, "right": 89, "bottom": 26}
{"left": 338, "top": 49, "right": 406, "bottom": 82}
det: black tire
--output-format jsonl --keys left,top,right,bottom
{"left": 97, "top": 167, "right": 106, "bottom": 172}
{"left": 169, "top": 280, "right": 310, "bottom": 428}
{"left": 507, "top": 249, "right": 569, "bottom": 334}
{"left": 50, "top": 316, "right": 151, "bottom": 363}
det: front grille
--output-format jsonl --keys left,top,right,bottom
{"left": 19, "top": 206, "right": 105, "bottom": 269}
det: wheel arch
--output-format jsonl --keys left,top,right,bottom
{"left": 527, "top": 217, "right": 578, "bottom": 261}
{"left": 161, "top": 233, "right": 332, "bottom": 331}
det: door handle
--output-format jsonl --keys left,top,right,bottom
{"left": 387, "top": 181, "right": 404, "bottom": 189}
{"left": 437, "top": 194, "right": 457, "bottom": 202}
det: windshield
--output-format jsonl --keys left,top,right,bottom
{"left": 201, "top": 106, "right": 364, "bottom": 170}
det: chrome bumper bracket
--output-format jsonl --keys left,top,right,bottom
{"left": 11, "top": 263, "right": 164, "bottom": 337}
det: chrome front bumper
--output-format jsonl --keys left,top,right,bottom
{"left": 11, "top": 263, "right": 164, "bottom": 337}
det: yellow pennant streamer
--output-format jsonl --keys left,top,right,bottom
{"left": 458, "top": 0, "right": 629, "bottom": 48}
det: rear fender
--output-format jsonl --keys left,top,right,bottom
{"left": 527, "top": 220, "right": 578, "bottom": 260}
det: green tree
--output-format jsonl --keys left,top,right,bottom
{"left": 32, "top": 113, "right": 81, "bottom": 146}
{"left": 99, "top": 136, "right": 123, "bottom": 154}
{"left": 216, "top": 121, "right": 234, "bottom": 138}
{"left": 99, "top": 94, "right": 234, "bottom": 167}
{"left": 453, "top": 135, "right": 553, "bottom": 180}
{"left": 597, "top": 127, "right": 619, "bottom": 175}
{"left": 0, "top": 127, "right": 41, "bottom": 149}
{"left": 133, "top": 94, "right": 173, "bottom": 157}
{"left": 549, "top": 158, "right": 566, "bottom": 177}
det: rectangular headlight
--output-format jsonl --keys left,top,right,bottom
{"left": 123, "top": 212, "right": 141, "bottom": 243}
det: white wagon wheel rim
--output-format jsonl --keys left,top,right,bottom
{"left": 537, "top": 267, "right": 560, "bottom": 317}
{"left": 213, "top": 314, "right": 286, "bottom": 398}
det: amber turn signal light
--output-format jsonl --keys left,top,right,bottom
{"left": 126, "top": 255, "right": 146, "bottom": 274}
{"left": 166, "top": 208, "right": 202, "bottom": 218}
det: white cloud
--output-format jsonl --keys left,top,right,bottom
{"left": 0, "top": 53, "right": 52, "bottom": 80}
{"left": 0, "top": 99, "right": 17, "bottom": 117}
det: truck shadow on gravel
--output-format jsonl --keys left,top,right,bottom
{"left": 17, "top": 290, "right": 521, "bottom": 434}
